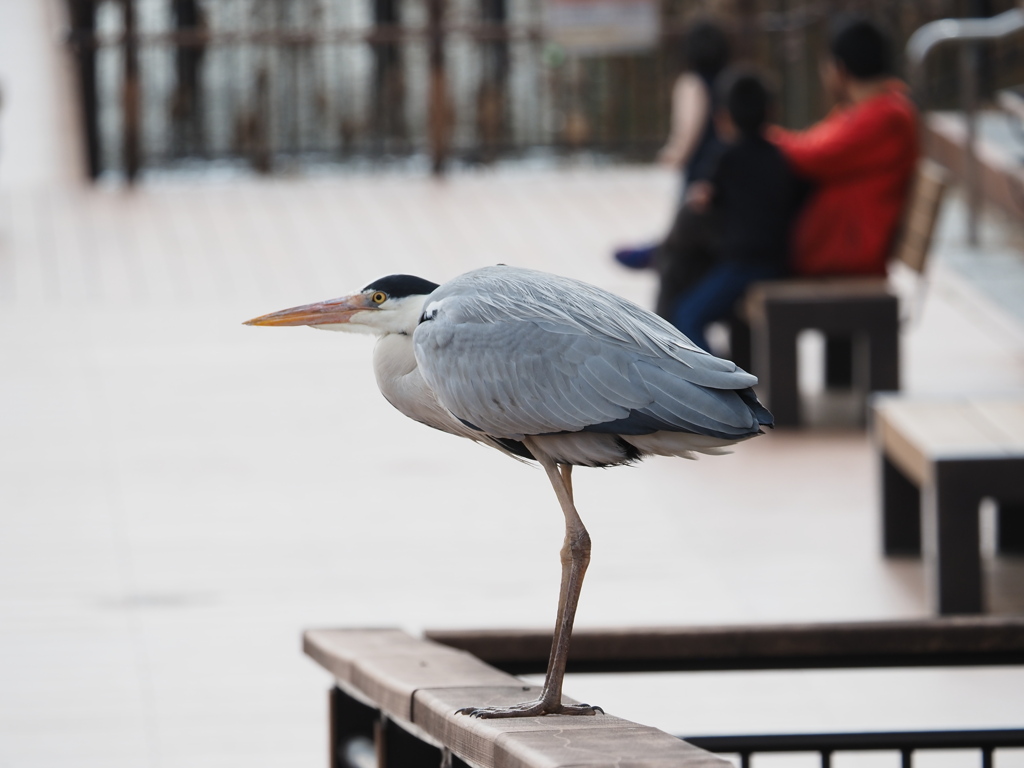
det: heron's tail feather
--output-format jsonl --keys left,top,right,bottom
{"left": 738, "top": 387, "right": 774, "bottom": 429}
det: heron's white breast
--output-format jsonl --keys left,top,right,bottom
{"left": 372, "top": 333, "right": 481, "bottom": 442}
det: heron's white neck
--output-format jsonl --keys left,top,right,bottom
{"left": 372, "top": 322, "right": 474, "bottom": 438}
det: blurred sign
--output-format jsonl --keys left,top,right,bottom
{"left": 543, "top": 0, "right": 660, "bottom": 55}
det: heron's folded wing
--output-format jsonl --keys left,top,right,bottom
{"left": 413, "top": 272, "right": 762, "bottom": 440}
{"left": 414, "top": 313, "right": 625, "bottom": 436}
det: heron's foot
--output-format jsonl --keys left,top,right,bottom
{"left": 456, "top": 699, "right": 603, "bottom": 719}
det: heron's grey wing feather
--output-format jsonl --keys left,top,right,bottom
{"left": 414, "top": 266, "right": 763, "bottom": 439}
{"left": 637, "top": 361, "right": 758, "bottom": 431}
{"left": 421, "top": 322, "right": 629, "bottom": 436}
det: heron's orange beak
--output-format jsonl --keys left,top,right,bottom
{"left": 243, "top": 294, "right": 377, "bottom": 327}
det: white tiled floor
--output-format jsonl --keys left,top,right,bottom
{"left": 1, "top": 169, "right": 1023, "bottom": 768}
{"left": 1, "top": 2, "right": 1024, "bottom": 766}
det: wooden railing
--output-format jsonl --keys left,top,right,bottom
{"left": 305, "top": 619, "right": 1024, "bottom": 768}
{"left": 304, "top": 628, "right": 727, "bottom": 768}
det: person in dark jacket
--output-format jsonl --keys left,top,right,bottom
{"left": 669, "top": 69, "right": 806, "bottom": 353}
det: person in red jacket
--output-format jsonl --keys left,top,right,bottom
{"left": 771, "top": 16, "right": 918, "bottom": 277}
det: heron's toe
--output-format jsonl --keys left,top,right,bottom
{"left": 561, "top": 703, "right": 604, "bottom": 716}
{"left": 455, "top": 702, "right": 544, "bottom": 718}
{"left": 455, "top": 700, "right": 603, "bottom": 718}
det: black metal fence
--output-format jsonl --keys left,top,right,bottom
{"left": 329, "top": 681, "right": 1024, "bottom": 768}
{"left": 65, "top": 0, "right": 1022, "bottom": 181}
{"left": 686, "top": 728, "right": 1024, "bottom": 768}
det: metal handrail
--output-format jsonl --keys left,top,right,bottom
{"left": 907, "top": 8, "right": 1024, "bottom": 92}
{"left": 905, "top": 7, "right": 1024, "bottom": 246}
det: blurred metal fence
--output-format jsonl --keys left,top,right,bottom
{"left": 65, "top": 0, "right": 1022, "bottom": 181}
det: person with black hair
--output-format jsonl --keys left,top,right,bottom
{"left": 771, "top": 15, "right": 918, "bottom": 277}
{"left": 614, "top": 18, "right": 729, "bottom": 269}
{"left": 667, "top": 69, "right": 806, "bottom": 353}
{"left": 658, "top": 19, "right": 730, "bottom": 184}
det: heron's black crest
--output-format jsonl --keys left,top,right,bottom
{"left": 363, "top": 275, "right": 440, "bottom": 299}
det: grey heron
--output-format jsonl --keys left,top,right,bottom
{"left": 245, "top": 265, "right": 772, "bottom": 718}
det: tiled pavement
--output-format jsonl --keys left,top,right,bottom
{"left": 2, "top": 2, "right": 1024, "bottom": 767}
{"left": 1, "top": 168, "right": 1024, "bottom": 768}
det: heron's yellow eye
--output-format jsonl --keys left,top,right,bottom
{"left": 371, "top": 292, "right": 387, "bottom": 305}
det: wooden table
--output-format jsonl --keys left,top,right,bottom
{"left": 874, "top": 395, "right": 1024, "bottom": 614}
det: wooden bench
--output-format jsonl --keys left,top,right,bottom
{"left": 304, "top": 628, "right": 726, "bottom": 768}
{"left": 874, "top": 395, "right": 1024, "bottom": 614}
{"left": 732, "top": 161, "right": 948, "bottom": 427}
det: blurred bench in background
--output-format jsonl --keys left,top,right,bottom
{"left": 732, "top": 162, "right": 948, "bottom": 427}
{"left": 874, "top": 395, "right": 1024, "bottom": 615}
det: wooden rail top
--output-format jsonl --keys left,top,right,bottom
{"left": 426, "top": 617, "right": 1024, "bottom": 674}
{"left": 303, "top": 628, "right": 727, "bottom": 768}
{"left": 875, "top": 396, "right": 1024, "bottom": 485}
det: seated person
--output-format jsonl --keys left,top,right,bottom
{"left": 771, "top": 15, "right": 918, "bottom": 277}
{"left": 668, "top": 69, "right": 806, "bottom": 353}
{"left": 614, "top": 18, "right": 730, "bottom": 269}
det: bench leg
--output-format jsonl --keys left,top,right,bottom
{"left": 881, "top": 455, "right": 921, "bottom": 556}
{"left": 728, "top": 315, "right": 752, "bottom": 373}
{"left": 824, "top": 335, "right": 853, "bottom": 389}
{"left": 865, "top": 304, "right": 900, "bottom": 394}
{"left": 997, "top": 502, "right": 1024, "bottom": 555}
{"left": 754, "top": 308, "right": 800, "bottom": 427}
{"left": 926, "top": 462, "right": 984, "bottom": 615}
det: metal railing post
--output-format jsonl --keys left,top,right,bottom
{"left": 427, "top": 0, "right": 449, "bottom": 176}
{"left": 67, "top": 0, "right": 101, "bottom": 179}
{"left": 122, "top": 0, "right": 140, "bottom": 183}
{"left": 379, "top": 715, "right": 443, "bottom": 768}
{"left": 330, "top": 686, "right": 377, "bottom": 768}
{"left": 959, "top": 43, "right": 980, "bottom": 246}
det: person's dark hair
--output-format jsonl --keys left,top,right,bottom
{"left": 684, "top": 19, "right": 730, "bottom": 81}
{"left": 717, "top": 68, "right": 771, "bottom": 137}
{"left": 828, "top": 15, "right": 893, "bottom": 80}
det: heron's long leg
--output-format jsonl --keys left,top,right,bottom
{"left": 559, "top": 463, "right": 574, "bottom": 503}
{"left": 536, "top": 460, "right": 596, "bottom": 713}
{"left": 458, "top": 444, "right": 600, "bottom": 718}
